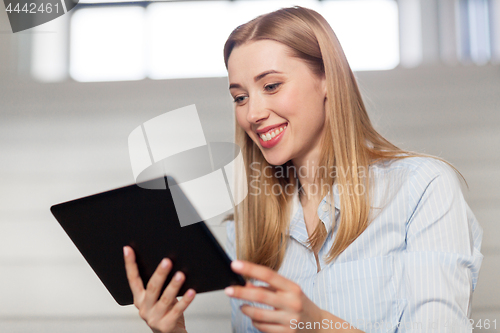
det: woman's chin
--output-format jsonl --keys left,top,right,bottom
{"left": 262, "top": 154, "right": 289, "bottom": 167}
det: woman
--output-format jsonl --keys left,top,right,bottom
{"left": 123, "top": 6, "right": 483, "bottom": 333}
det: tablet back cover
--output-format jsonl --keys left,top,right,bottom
{"left": 50, "top": 177, "right": 244, "bottom": 305}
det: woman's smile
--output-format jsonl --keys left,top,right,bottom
{"left": 257, "top": 123, "right": 287, "bottom": 148}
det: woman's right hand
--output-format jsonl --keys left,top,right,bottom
{"left": 123, "top": 246, "right": 196, "bottom": 333}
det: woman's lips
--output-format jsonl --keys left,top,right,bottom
{"left": 258, "top": 124, "right": 287, "bottom": 148}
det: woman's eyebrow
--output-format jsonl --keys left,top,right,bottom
{"left": 229, "top": 69, "right": 284, "bottom": 90}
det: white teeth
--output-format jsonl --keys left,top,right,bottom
{"left": 259, "top": 124, "right": 287, "bottom": 142}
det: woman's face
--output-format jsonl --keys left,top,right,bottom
{"left": 227, "top": 39, "right": 327, "bottom": 166}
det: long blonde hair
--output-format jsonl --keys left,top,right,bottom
{"left": 222, "top": 6, "right": 466, "bottom": 271}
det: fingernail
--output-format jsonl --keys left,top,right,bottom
{"left": 161, "top": 259, "right": 169, "bottom": 269}
{"left": 123, "top": 246, "right": 129, "bottom": 257}
{"left": 186, "top": 289, "right": 195, "bottom": 297}
{"left": 224, "top": 287, "right": 234, "bottom": 296}
{"left": 231, "top": 260, "right": 243, "bottom": 270}
{"left": 175, "top": 272, "right": 183, "bottom": 281}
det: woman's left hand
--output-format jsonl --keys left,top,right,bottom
{"left": 224, "top": 260, "right": 326, "bottom": 333}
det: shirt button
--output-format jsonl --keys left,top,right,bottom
{"left": 322, "top": 204, "right": 329, "bottom": 212}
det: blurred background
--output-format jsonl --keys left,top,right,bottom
{"left": 0, "top": 0, "right": 499, "bottom": 332}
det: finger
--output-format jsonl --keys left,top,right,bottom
{"left": 252, "top": 321, "right": 286, "bottom": 333}
{"left": 123, "top": 246, "right": 145, "bottom": 301}
{"left": 162, "top": 288, "right": 196, "bottom": 324}
{"left": 246, "top": 281, "right": 277, "bottom": 293}
{"left": 225, "top": 284, "right": 284, "bottom": 309}
{"left": 240, "top": 304, "right": 290, "bottom": 326}
{"left": 230, "top": 260, "right": 298, "bottom": 292}
{"left": 143, "top": 258, "right": 173, "bottom": 311}
{"left": 152, "top": 270, "right": 187, "bottom": 315}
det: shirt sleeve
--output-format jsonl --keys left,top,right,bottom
{"left": 225, "top": 219, "right": 236, "bottom": 262}
{"left": 397, "top": 159, "right": 484, "bottom": 333}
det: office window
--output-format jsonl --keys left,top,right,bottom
{"left": 31, "top": 0, "right": 401, "bottom": 82}
{"left": 70, "top": 6, "right": 146, "bottom": 82}
{"left": 322, "top": 0, "right": 399, "bottom": 71}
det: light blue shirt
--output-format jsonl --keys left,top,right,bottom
{"left": 225, "top": 156, "right": 483, "bottom": 333}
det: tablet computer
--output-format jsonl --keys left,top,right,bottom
{"left": 50, "top": 176, "right": 245, "bottom": 306}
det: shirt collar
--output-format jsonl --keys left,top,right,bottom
{"left": 291, "top": 182, "right": 341, "bottom": 217}
{"left": 289, "top": 183, "right": 340, "bottom": 246}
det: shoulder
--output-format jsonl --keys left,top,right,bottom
{"left": 371, "top": 155, "right": 460, "bottom": 187}
{"left": 388, "top": 157, "right": 468, "bottom": 230}
{"left": 369, "top": 155, "right": 463, "bottom": 218}
{"left": 399, "top": 156, "right": 462, "bottom": 196}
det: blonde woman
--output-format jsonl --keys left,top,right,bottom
{"left": 123, "top": 6, "right": 483, "bottom": 333}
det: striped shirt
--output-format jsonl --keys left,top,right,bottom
{"left": 225, "top": 156, "right": 483, "bottom": 333}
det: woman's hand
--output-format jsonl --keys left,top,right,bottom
{"left": 123, "top": 246, "right": 196, "bottom": 333}
{"left": 224, "top": 260, "right": 325, "bottom": 333}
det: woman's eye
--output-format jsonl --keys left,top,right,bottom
{"left": 233, "top": 83, "right": 281, "bottom": 104}
{"left": 264, "top": 83, "right": 281, "bottom": 92}
{"left": 233, "top": 96, "right": 246, "bottom": 104}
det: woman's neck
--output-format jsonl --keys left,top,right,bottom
{"left": 292, "top": 148, "right": 323, "bottom": 207}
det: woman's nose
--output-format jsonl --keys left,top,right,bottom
{"left": 246, "top": 98, "right": 269, "bottom": 124}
